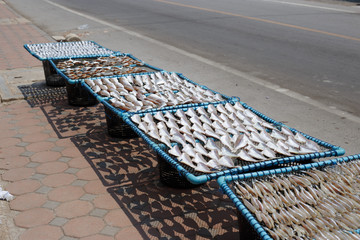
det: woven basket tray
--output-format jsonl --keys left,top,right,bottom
{"left": 49, "top": 53, "right": 163, "bottom": 82}
{"left": 217, "top": 154, "right": 360, "bottom": 240}
{"left": 65, "top": 81, "right": 98, "bottom": 106}
{"left": 122, "top": 99, "right": 344, "bottom": 187}
{"left": 42, "top": 60, "right": 65, "bottom": 87}
{"left": 82, "top": 71, "right": 233, "bottom": 115}
{"left": 103, "top": 103, "right": 138, "bottom": 139}
{"left": 24, "top": 41, "right": 117, "bottom": 61}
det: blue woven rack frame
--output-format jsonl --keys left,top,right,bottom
{"left": 24, "top": 41, "right": 118, "bottom": 61}
{"left": 217, "top": 154, "right": 360, "bottom": 240}
{"left": 80, "top": 70, "right": 233, "bottom": 114}
{"left": 118, "top": 99, "right": 344, "bottom": 185}
{"left": 49, "top": 53, "right": 164, "bottom": 85}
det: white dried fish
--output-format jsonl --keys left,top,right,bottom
{"left": 179, "top": 116, "right": 191, "bottom": 127}
{"left": 215, "top": 128, "right": 228, "bottom": 137}
{"left": 305, "top": 140, "right": 321, "bottom": 152}
{"left": 193, "top": 153, "right": 207, "bottom": 164}
{"left": 184, "top": 133, "right": 197, "bottom": 146}
{"left": 225, "top": 103, "right": 236, "bottom": 113}
{"left": 266, "top": 141, "right": 278, "bottom": 151}
{"left": 190, "top": 116, "right": 202, "bottom": 127}
{"left": 248, "top": 147, "right": 267, "bottom": 160}
{"left": 174, "top": 109, "right": 186, "bottom": 119}
{"left": 233, "top": 134, "right": 250, "bottom": 150}
{"left": 204, "top": 129, "right": 219, "bottom": 139}
{"left": 196, "top": 107, "right": 208, "bottom": 116}
{"left": 193, "top": 131, "right": 208, "bottom": 144}
{"left": 210, "top": 112, "right": 222, "bottom": 122}
{"left": 221, "top": 146, "right": 238, "bottom": 158}
{"left": 160, "top": 135, "right": 172, "bottom": 148}
{"left": 227, "top": 128, "right": 239, "bottom": 136}
{"left": 154, "top": 112, "right": 166, "bottom": 122}
{"left": 202, "top": 123, "right": 213, "bottom": 132}
{"left": 228, "top": 112, "right": 238, "bottom": 121}
{"left": 134, "top": 75, "right": 143, "bottom": 86}
{"left": 85, "top": 79, "right": 95, "bottom": 87}
{"left": 148, "top": 130, "right": 161, "bottom": 141}
{"left": 157, "top": 121, "right": 167, "bottom": 130}
{"left": 206, "top": 160, "right": 221, "bottom": 170}
{"left": 244, "top": 109, "right": 256, "bottom": 118}
{"left": 277, "top": 140, "right": 289, "bottom": 150}
{"left": 220, "top": 135, "right": 233, "bottom": 150}
{"left": 243, "top": 117, "right": 253, "bottom": 126}
{"left": 299, "top": 145, "right": 316, "bottom": 154}
{"left": 178, "top": 153, "right": 196, "bottom": 168}
{"left": 216, "top": 104, "right": 228, "bottom": 114}
{"left": 194, "top": 162, "right": 212, "bottom": 173}
{"left": 271, "top": 129, "right": 287, "bottom": 141}
{"left": 235, "top": 111, "right": 246, "bottom": 121}
{"left": 172, "top": 133, "right": 187, "bottom": 146}
{"left": 218, "top": 156, "right": 235, "bottom": 168}
{"left": 185, "top": 108, "right": 197, "bottom": 118}
{"left": 191, "top": 123, "right": 205, "bottom": 134}
{"left": 233, "top": 102, "right": 245, "bottom": 111}
{"left": 204, "top": 139, "right": 221, "bottom": 151}
{"left": 194, "top": 143, "right": 209, "bottom": 156}
{"left": 294, "top": 132, "right": 307, "bottom": 144}
{"left": 143, "top": 113, "right": 154, "bottom": 124}
{"left": 238, "top": 150, "right": 258, "bottom": 162}
{"left": 138, "top": 122, "right": 149, "bottom": 133}
{"left": 207, "top": 104, "right": 217, "bottom": 114}
{"left": 286, "top": 135, "right": 300, "bottom": 149}
{"left": 92, "top": 85, "right": 101, "bottom": 93}
{"left": 199, "top": 114, "right": 212, "bottom": 125}
{"left": 159, "top": 128, "right": 171, "bottom": 138}
{"left": 207, "top": 149, "right": 220, "bottom": 160}
{"left": 250, "top": 132, "right": 266, "bottom": 144}
{"left": 165, "top": 111, "right": 176, "bottom": 121}
{"left": 221, "top": 118, "right": 233, "bottom": 129}
{"left": 179, "top": 125, "right": 192, "bottom": 135}
{"left": 275, "top": 145, "right": 292, "bottom": 156}
{"left": 262, "top": 147, "right": 277, "bottom": 159}
{"left": 212, "top": 121, "right": 225, "bottom": 131}
{"left": 169, "top": 145, "right": 182, "bottom": 157}
{"left": 259, "top": 130, "right": 272, "bottom": 143}
{"left": 183, "top": 144, "right": 197, "bottom": 157}
{"left": 281, "top": 127, "right": 294, "bottom": 136}
{"left": 131, "top": 114, "right": 141, "bottom": 124}
{"left": 262, "top": 121, "right": 275, "bottom": 130}
{"left": 167, "top": 119, "right": 179, "bottom": 129}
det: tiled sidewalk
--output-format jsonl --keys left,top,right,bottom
{"left": 0, "top": 0, "right": 50, "bottom": 70}
{"left": 0, "top": 89, "right": 238, "bottom": 239}
{"left": 0, "top": 99, "right": 144, "bottom": 239}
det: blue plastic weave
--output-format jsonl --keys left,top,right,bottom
{"left": 217, "top": 154, "right": 360, "bottom": 240}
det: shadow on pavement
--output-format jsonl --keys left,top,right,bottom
{"left": 18, "top": 82, "right": 240, "bottom": 239}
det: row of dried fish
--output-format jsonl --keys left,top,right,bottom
{"left": 56, "top": 55, "right": 143, "bottom": 69}
{"left": 130, "top": 102, "right": 321, "bottom": 172}
{"left": 27, "top": 41, "right": 114, "bottom": 59}
{"left": 67, "top": 66, "right": 148, "bottom": 80}
{"left": 234, "top": 161, "right": 360, "bottom": 240}
{"left": 85, "top": 72, "right": 225, "bottom": 111}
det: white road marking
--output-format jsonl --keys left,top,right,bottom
{"left": 43, "top": 0, "right": 360, "bottom": 124}
{"left": 260, "top": 0, "right": 356, "bottom": 13}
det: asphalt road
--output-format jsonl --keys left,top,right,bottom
{"left": 5, "top": 0, "right": 360, "bottom": 154}
{"left": 44, "top": 0, "right": 360, "bottom": 116}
